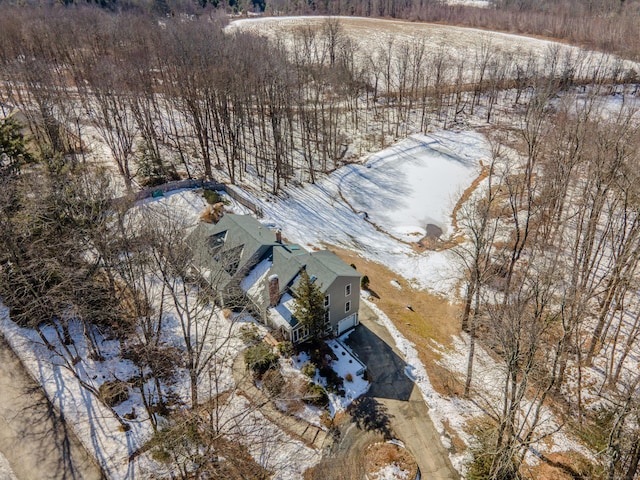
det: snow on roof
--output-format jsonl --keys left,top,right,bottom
{"left": 267, "top": 293, "right": 298, "bottom": 329}
{"left": 240, "top": 258, "right": 273, "bottom": 296}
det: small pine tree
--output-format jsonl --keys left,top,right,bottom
{"left": 292, "top": 269, "right": 327, "bottom": 342}
{"left": 360, "top": 275, "right": 370, "bottom": 290}
{"left": 0, "top": 117, "right": 34, "bottom": 176}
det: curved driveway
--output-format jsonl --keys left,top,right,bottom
{"left": 344, "top": 303, "right": 459, "bottom": 480}
{"left": 0, "top": 333, "right": 104, "bottom": 480}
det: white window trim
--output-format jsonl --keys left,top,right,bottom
{"left": 345, "top": 301, "right": 351, "bottom": 313}
{"left": 324, "top": 311, "right": 331, "bottom": 324}
{"left": 345, "top": 283, "right": 351, "bottom": 297}
{"left": 324, "top": 294, "right": 330, "bottom": 307}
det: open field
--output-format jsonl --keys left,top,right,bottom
{"left": 229, "top": 16, "right": 638, "bottom": 83}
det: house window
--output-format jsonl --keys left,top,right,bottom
{"left": 324, "top": 295, "right": 330, "bottom": 307}
{"left": 345, "top": 301, "right": 351, "bottom": 313}
{"left": 345, "top": 284, "right": 351, "bottom": 297}
{"left": 292, "top": 329, "right": 299, "bottom": 343}
{"left": 324, "top": 311, "right": 330, "bottom": 324}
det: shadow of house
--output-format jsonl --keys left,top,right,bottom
{"left": 343, "top": 323, "right": 414, "bottom": 401}
{"left": 187, "top": 214, "right": 361, "bottom": 343}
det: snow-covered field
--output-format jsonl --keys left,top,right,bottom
{"left": 228, "top": 16, "right": 637, "bottom": 83}
{"left": 253, "top": 130, "right": 488, "bottom": 294}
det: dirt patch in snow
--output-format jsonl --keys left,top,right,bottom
{"left": 328, "top": 246, "right": 464, "bottom": 397}
{"left": 526, "top": 451, "right": 596, "bottom": 480}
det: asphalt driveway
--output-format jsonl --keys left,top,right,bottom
{"left": 344, "top": 303, "right": 459, "bottom": 480}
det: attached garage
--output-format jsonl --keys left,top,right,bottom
{"left": 337, "top": 313, "right": 358, "bottom": 335}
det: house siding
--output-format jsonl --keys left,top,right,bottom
{"left": 324, "top": 276, "right": 360, "bottom": 334}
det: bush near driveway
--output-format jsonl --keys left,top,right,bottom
{"left": 245, "top": 343, "right": 279, "bottom": 378}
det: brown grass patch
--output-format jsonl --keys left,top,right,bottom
{"left": 524, "top": 451, "right": 597, "bottom": 480}
{"left": 329, "top": 246, "right": 462, "bottom": 396}
{"left": 364, "top": 442, "right": 418, "bottom": 480}
{"left": 442, "top": 419, "right": 467, "bottom": 455}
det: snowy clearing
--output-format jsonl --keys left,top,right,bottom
{"left": 251, "top": 130, "right": 488, "bottom": 295}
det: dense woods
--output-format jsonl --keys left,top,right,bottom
{"left": 1, "top": 2, "right": 640, "bottom": 479}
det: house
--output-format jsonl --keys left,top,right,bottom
{"left": 187, "top": 214, "right": 360, "bottom": 343}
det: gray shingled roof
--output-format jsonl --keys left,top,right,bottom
{"left": 188, "top": 214, "right": 359, "bottom": 314}
{"left": 249, "top": 246, "right": 359, "bottom": 312}
{"left": 187, "top": 214, "right": 278, "bottom": 290}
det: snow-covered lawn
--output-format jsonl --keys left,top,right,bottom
{"left": 291, "top": 337, "right": 370, "bottom": 417}
{"left": 327, "top": 335, "right": 370, "bottom": 411}
{"left": 253, "top": 130, "right": 488, "bottom": 295}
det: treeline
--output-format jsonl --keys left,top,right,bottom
{"left": 7, "top": 0, "right": 640, "bottom": 60}
{"left": 262, "top": 0, "right": 640, "bottom": 60}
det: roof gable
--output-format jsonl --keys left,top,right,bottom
{"left": 187, "top": 214, "right": 279, "bottom": 287}
{"left": 188, "top": 214, "right": 360, "bottom": 313}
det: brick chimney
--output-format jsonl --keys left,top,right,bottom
{"left": 275, "top": 229, "right": 282, "bottom": 243}
{"left": 268, "top": 274, "right": 280, "bottom": 307}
